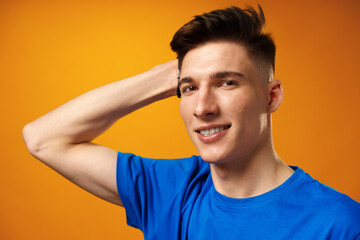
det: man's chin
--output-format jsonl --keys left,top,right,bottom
{"left": 199, "top": 152, "right": 228, "bottom": 164}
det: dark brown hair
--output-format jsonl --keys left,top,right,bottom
{"left": 170, "top": 5, "right": 275, "bottom": 74}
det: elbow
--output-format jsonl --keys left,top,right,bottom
{"left": 23, "top": 122, "right": 43, "bottom": 159}
{"left": 23, "top": 122, "right": 68, "bottom": 162}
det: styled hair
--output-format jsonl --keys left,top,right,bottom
{"left": 170, "top": 5, "right": 275, "bottom": 75}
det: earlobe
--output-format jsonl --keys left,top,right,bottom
{"left": 267, "top": 79, "right": 283, "bottom": 113}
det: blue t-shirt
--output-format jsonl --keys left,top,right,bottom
{"left": 116, "top": 152, "right": 360, "bottom": 239}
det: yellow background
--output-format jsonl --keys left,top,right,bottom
{"left": 1, "top": 0, "right": 359, "bottom": 239}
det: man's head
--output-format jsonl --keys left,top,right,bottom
{"left": 170, "top": 6, "right": 283, "bottom": 165}
{"left": 170, "top": 5, "right": 276, "bottom": 92}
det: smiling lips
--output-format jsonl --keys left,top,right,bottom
{"left": 195, "top": 125, "right": 231, "bottom": 143}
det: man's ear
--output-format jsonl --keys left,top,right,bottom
{"left": 267, "top": 79, "right": 283, "bottom": 113}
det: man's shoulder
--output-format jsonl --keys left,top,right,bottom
{"left": 117, "top": 152, "right": 210, "bottom": 180}
{"left": 292, "top": 168, "right": 360, "bottom": 224}
{"left": 313, "top": 180, "right": 360, "bottom": 218}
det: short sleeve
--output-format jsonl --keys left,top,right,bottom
{"left": 116, "top": 152, "right": 209, "bottom": 233}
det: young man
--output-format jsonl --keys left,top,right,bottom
{"left": 23, "top": 5, "right": 360, "bottom": 239}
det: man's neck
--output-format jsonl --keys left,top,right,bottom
{"left": 210, "top": 144, "right": 294, "bottom": 199}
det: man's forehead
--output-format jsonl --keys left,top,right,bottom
{"left": 180, "top": 41, "right": 272, "bottom": 83}
{"left": 181, "top": 42, "right": 251, "bottom": 69}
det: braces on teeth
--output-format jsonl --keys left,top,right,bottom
{"left": 199, "top": 126, "right": 227, "bottom": 136}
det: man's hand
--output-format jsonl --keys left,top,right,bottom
{"left": 23, "top": 60, "right": 178, "bottom": 206}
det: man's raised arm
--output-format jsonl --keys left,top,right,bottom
{"left": 22, "top": 60, "right": 178, "bottom": 206}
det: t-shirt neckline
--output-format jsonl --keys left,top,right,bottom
{"left": 210, "top": 166, "right": 306, "bottom": 210}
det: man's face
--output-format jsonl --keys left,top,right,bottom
{"left": 179, "top": 41, "right": 271, "bottom": 165}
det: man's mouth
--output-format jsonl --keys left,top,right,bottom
{"left": 196, "top": 125, "right": 231, "bottom": 136}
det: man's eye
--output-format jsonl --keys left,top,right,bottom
{"left": 182, "top": 85, "right": 197, "bottom": 93}
{"left": 219, "top": 80, "right": 237, "bottom": 87}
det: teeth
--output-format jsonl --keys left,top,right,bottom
{"left": 199, "top": 126, "right": 225, "bottom": 136}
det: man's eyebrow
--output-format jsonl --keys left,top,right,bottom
{"left": 178, "top": 71, "right": 244, "bottom": 87}
{"left": 178, "top": 77, "right": 193, "bottom": 87}
{"left": 212, "top": 71, "right": 244, "bottom": 79}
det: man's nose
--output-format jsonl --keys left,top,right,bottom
{"left": 193, "top": 88, "right": 219, "bottom": 119}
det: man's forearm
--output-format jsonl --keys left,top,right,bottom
{"left": 23, "top": 60, "right": 178, "bottom": 157}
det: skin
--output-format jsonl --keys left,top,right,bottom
{"left": 179, "top": 41, "right": 293, "bottom": 198}
{"left": 23, "top": 61, "right": 178, "bottom": 206}
{"left": 23, "top": 40, "right": 293, "bottom": 208}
